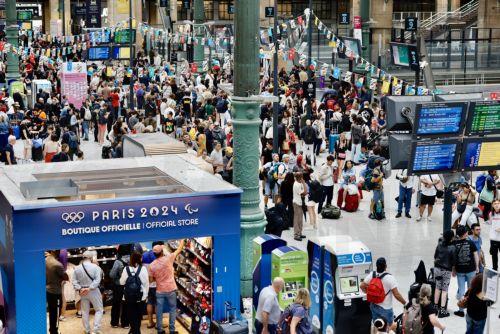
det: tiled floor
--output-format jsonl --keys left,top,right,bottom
{"left": 14, "top": 136, "right": 499, "bottom": 334}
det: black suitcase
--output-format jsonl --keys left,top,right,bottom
{"left": 31, "top": 146, "right": 43, "bottom": 161}
{"left": 210, "top": 320, "right": 248, "bottom": 334}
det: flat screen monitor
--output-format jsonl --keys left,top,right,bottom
{"left": 414, "top": 102, "right": 467, "bottom": 137}
{"left": 338, "top": 37, "right": 361, "bottom": 59}
{"left": 465, "top": 101, "right": 500, "bottom": 136}
{"left": 339, "top": 276, "right": 359, "bottom": 294}
{"left": 111, "top": 46, "right": 133, "bottom": 60}
{"left": 88, "top": 46, "right": 110, "bottom": 61}
{"left": 409, "top": 139, "right": 461, "bottom": 175}
{"left": 390, "top": 43, "right": 419, "bottom": 70}
{"left": 460, "top": 137, "right": 500, "bottom": 171}
{"left": 114, "top": 29, "right": 136, "bottom": 44}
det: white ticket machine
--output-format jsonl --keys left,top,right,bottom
{"left": 323, "top": 241, "right": 372, "bottom": 334}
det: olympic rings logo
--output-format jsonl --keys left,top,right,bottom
{"left": 61, "top": 212, "right": 85, "bottom": 224}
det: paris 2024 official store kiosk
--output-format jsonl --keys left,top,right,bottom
{"left": 0, "top": 155, "right": 242, "bottom": 334}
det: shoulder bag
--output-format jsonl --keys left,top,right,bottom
{"left": 430, "top": 175, "right": 444, "bottom": 199}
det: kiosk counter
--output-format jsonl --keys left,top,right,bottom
{"left": 0, "top": 156, "right": 242, "bottom": 334}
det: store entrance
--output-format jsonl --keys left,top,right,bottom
{"left": 45, "top": 237, "right": 213, "bottom": 334}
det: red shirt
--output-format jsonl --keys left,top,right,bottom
{"left": 148, "top": 253, "right": 177, "bottom": 293}
{"left": 110, "top": 92, "right": 120, "bottom": 108}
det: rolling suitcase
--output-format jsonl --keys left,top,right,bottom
{"left": 328, "top": 134, "right": 340, "bottom": 154}
{"left": 337, "top": 188, "right": 360, "bottom": 212}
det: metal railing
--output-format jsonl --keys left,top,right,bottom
{"left": 403, "top": 0, "right": 479, "bottom": 39}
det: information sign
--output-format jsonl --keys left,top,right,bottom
{"left": 265, "top": 7, "right": 274, "bottom": 18}
{"left": 339, "top": 13, "right": 350, "bottom": 25}
{"left": 414, "top": 102, "right": 467, "bottom": 137}
{"left": 114, "top": 30, "right": 136, "bottom": 44}
{"left": 303, "top": 80, "right": 316, "bottom": 99}
{"left": 160, "top": 0, "right": 169, "bottom": 7}
{"left": 88, "top": 46, "right": 110, "bottom": 61}
{"left": 465, "top": 101, "right": 500, "bottom": 136}
{"left": 461, "top": 137, "right": 500, "bottom": 171}
{"left": 409, "top": 139, "right": 461, "bottom": 175}
{"left": 405, "top": 17, "right": 418, "bottom": 31}
{"left": 482, "top": 268, "right": 498, "bottom": 303}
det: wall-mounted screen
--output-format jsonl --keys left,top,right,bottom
{"left": 460, "top": 137, "right": 500, "bottom": 171}
{"left": 465, "top": 101, "right": 500, "bottom": 136}
{"left": 414, "top": 102, "right": 467, "bottom": 137}
{"left": 409, "top": 139, "right": 461, "bottom": 175}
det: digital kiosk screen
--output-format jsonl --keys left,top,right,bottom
{"left": 461, "top": 137, "right": 500, "bottom": 171}
{"left": 88, "top": 46, "right": 110, "bottom": 61}
{"left": 466, "top": 101, "right": 500, "bottom": 136}
{"left": 409, "top": 139, "right": 460, "bottom": 174}
{"left": 340, "top": 276, "right": 359, "bottom": 294}
{"left": 414, "top": 103, "right": 467, "bottom": 136}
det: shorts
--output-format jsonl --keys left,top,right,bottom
{"left": 420, "top": 194, "right": 436, "bottom": 206}
{"left": 265, "top": 181, "right": 278, "bottom": 196}
{"left": 434, "top": 267, "right": 452, "bottom": 291}
{"left": 147, "top": 287, "right": 157, "bottom": 305}
{"left": 369, "top": 303, "right": 394, "bottom": 325}
{"left": 23, "top": 139, "right": 32, "bottom": 149}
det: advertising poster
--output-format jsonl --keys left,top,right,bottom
{"left": 322, "top": 254, "right": 335, "bottom": 334}
{"left": 61, "top": 62, "right": 88, "bottom": 109}
{"left": 309, "top": 244, "right": 322, "bottom": 332}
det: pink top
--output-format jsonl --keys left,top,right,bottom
{"left": 148, "top": 253, "right": 177, "bottom": 293}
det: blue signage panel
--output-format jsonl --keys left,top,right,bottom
{"left": 88, "top": 46, "right": 110, "bottom": 61}
{"left": 309, "top": 244, "right": 323, "bottom": 332}
{"left": 322, "top": 254, "right": 335, "bottom": 334}
{"left": 339, "top": 13, "right": 350, "bottom": 25}
{"left": 415, "top": 103, "right": 467, "bottom": 136}
{"left": 461, "top": 137, "right": 500, "bottom": 171}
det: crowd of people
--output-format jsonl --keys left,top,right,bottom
{"left": 1, "top": 29, "right": 499, "bottom": 334}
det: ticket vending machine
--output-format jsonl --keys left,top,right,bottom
{"left": 252, "top": 235, "right": 287, "bottom": 312}
{"left": 323, "top": 241, "right": 372, "bottom": 334}
{"left": 271, "top": 246, "right": 309, "bottom": 309}
{"left": 307, "top": 235, "right": 353, "bottom": 333}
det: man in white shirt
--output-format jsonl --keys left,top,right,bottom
{"left": 490, "top": 200, "right": 500, "bottom": 271}
{"left": 255, "top": 277, "right": 285, "bottom": 334}
{"left": 210, "top": 142, "right": 224, "bottom": 174}
{"left": 417, "top": 174, "right": 440, "bottom": 222}
{"left": 395, "top": 169, "right": 415, "bottom": 219}
{"left": 361, "top": 258, "right": 406, "bottom": 331}
{"left": 317, "top": 155, "right": 335, "bottom": 214}
{"left": 292, "top": 173, "right": 307, "bottom": 241}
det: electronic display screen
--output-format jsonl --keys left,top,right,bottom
{"left": 88, "top": 46, "right": 110, "bottom": 61}
{"left": 409, "top": 139, "right": 461, "bottom": 175}
{"left": 460, "top": 137, "right": 500, "bottom": 171}
{"left": 338, "top": 37, "right": 361, "bottom": 59}
{"left": 466, "top": 101, "right": 500, "bottom": 136}
{"left": 111, "top": 46, "right": 133, "bottom": 60}
{"left": 339, "top": 276, "right": 359, "bottom": 294}
{"left": 414, "top": 102, "right": 467, "bottom": 136}
{"left": 392, "top": 44, "right": 410, "bottom": 67}
{"left": 114, "top": 30, "right": 136, "bottom": 44}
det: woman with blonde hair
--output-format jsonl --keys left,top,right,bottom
{"left": 414, "top": 284, "right": 445, "bottom": 334}
{"left": 290, "top": 288, "right": 312, "bottom": 334}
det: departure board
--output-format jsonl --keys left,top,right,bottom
{"left": 466, "top": 101, "right": 500, "bottom": 135}
{"left": 88, "top": 47, "right": 110, "bottom": 61}
{"left": 409, "top": 139, "right": 460, "bottom": 174}
{"left": 461, "top": 138, "right": 500, "bottom": 171}
{"left": 414, "top": 103, "right": 467, "bottom": 136}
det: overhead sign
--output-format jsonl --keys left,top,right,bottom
{"left": 265, "top": 7, "right": 275, "bottom": 18}
{"left": 466, "top": 100, "right": 500, "bottom": 136}
{"left": 339, "top": 13, "right": 350, "bottom": 25}
{"left": 183, "top": 0, "right": 190, "bottom": 10}
{"left": 85, "top": 0, "right": 101, "bottom": 28}
{"left": 75, "top": 4, "right": 86, "bottom": 16}
{"left": 405, "top": 17, "right": 418, "bottom": 31}
{"left": 490, "top": 92, "right": 499, "bottom": 100}
{"left": 461, "top": 137, "right": 500, "bottom": 171}
{"left": 228, "top": 3, "right": 235, "bottom": 14}
{"left": 414, "top": 102, "right": 467, "bottom": 137}
{"left": 303, "top": 80, "right": 316, "bottom": 99}
{"left": 409, "top": 139, "right": 461, "bottom": 175}
{"left": 390, "top": 43, "right": 420, "bottom": 71}
{"left": 353, "top": 16, "right": 362, "bottom": 29}
{"left": 160, "top": 0, "right": 169, "bottom": 7}
{"left": 114, "top": 29, "right": 136, "bottom": 44}
{"left": 17, "top": 10, "right": 32, "bottom": 21}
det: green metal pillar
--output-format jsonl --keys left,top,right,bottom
{"left": 360, "top": 0, "right": 371, "bottom": 62}
{"left": 233, "top": 0, "right": 267, "bottom": 297}
{"left": 5, "top": 0, "right": 20, "bottom": 87}
{"left": 193, "top": 0, "right": 205, "bottom": 67}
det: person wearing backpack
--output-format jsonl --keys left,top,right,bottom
{"left": 361, "top": 258, "right": 407, "bottom": 331}
{"left": 287, "top": 288, "right": 313, "bottom": 334}
{"left": 369, "top": 160, "right": 385, "bottom": 220}
{"left": 61, "top": 126, "right": 79, "bottom": 161}
{"left": 109, "top": 245, "right": 131, "bottom": 329}
{"left": 149, "top": 240, "right": 185, "bottom": 334}
{"left": 72, "top": 251, "right": 104, "bottom": 334}
{"left": 255, "top": 277, "right": 285, "bottom": 334}
{"left": 119, "top": 252, "right": 149, "bottom": 334}
{"left": 404, "top": 284, "right": 445, "bottom": 334}
{"left": 300, "top": 120, "right": 316, "bottom": 166}
{"left": 433, "top": 230, "right": 456, "bottom": 318}
{"left": 478, "top": 170, "right": 497, "bottom": 224}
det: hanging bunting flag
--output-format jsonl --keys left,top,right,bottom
{"left": 392, "top": 83, "right": 402, "bottom": 96}
{"left": 381, "top": 81, "right": 390, "bottom": 94}
{"left": 406, "top": 85, "right": 416, "bottom": 96}
{"left": 333, "top": 67, "right": 341, "bottom": 79}
{"left": 355, "top": 76, "right": 365, "bottom": 89}
{"left": 343, "top": 71, "right": 352, "bottom": 82}
{"left": 370, "top": 78, "right": 378, "bottom": 90}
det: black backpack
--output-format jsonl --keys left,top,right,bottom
{"left": 123, "top": 266, "right": 142, "bottom": 302}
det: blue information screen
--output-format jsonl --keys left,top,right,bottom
{"left": 461, "top": 139, "right": 500, "bottom": 170}
{"left": 411, "top": 141, "right": 459, "bottom": 173}
{"left": 416, "top": 103, "right": 465, "bottom": 135}
{"left": 88, "top": 47, "right": 110, "bottom": 61}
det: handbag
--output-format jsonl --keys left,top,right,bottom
{"left": 430, "top": 175, "right": 444, "bottom": 198}
{"left": 457, "top": 202, "right": 467, "bottom": 214}
{"left": 480, "top": 186, "right": 494, "bottom": 203}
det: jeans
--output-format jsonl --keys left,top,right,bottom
{"left": 369, "top": 303, "right": 394, "bottom": 325}
{"left": 156, "top": 290, "right": 177, "bottom": 332}
{"left": 127, "top": 300, "right": 145, "bottom": 334}
{"left": 397, "top": 185, "right": 412, "bottom": 214}
{"left": 318, "top": 185, "right": 334, "bottom": 213}
{"left": 457, "top": 271, "right": 476, "bottom": 311}
{"left": 46, "top": 292, "right": 61, "bottom": 334}
{"left": 111, "top": 284, "right": 128, "bottom": 327}
{"left": 255, "top": 319, "right": 277, "bottom": 334}
{"left": 82, "top": 120, "right": 90, "bottom": 140}
{"left": 313, "top": 138, "right": 322, "bottom": 156}
{"left": 466, "top": 315, "right": 486, "bottom": 334}
{"left": 372, "top": 189, "right": 384, "bottom": 214}
{"left": 351, "top": 142, "right": 362, "bottom": 164}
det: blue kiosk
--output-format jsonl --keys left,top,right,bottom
{"left": 0, "top": 156, "right": 242, "bottom": 333}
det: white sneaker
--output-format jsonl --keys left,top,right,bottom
{"left": 427, "top": 217, "right": 432, "bottom": 222}
{"left": 416, "top": 216, "right": 422, "bottom": 222}
{"left": 58, "top": 316, "right": 66, "bottom": 321}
